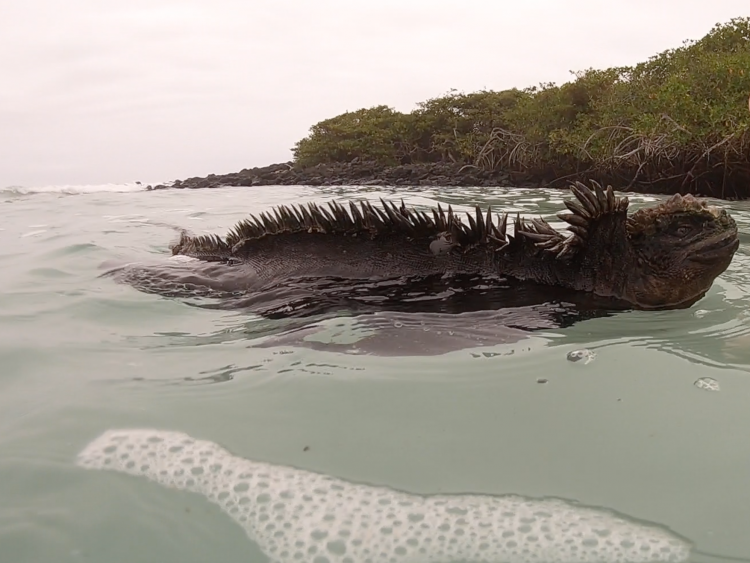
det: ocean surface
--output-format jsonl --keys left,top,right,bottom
{"left": 2, "top": 181, "right": 750, "bottom": 563}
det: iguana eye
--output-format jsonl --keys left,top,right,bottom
{"left": 675, "top": 225, "right": 691, "bottom": 237}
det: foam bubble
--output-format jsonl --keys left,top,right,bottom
{"left": 77, "top": 429, "right": 691, "bottom": 563}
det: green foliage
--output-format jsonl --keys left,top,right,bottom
{"left": 561, "top": 17, "right": 750, "bottom": 188}
{"left": 292, "top": 18, "right": 750, "bottom": 191}
{"left": 293, "top": 105, "right": 407, "bottom": 166}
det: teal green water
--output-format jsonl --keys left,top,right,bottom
{"left": 2, "top": 184, "right": 750, "bottom": 563}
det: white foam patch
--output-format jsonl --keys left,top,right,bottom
{"left": 168, "top": 254, "right": 200, "bottom": 263}
{"left": 77, "top": 429, "right": 691, "bottom": 563}
{"left": 20, "top": 229, "right": 47, "bottom": 238}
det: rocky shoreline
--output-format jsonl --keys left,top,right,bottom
{"left": 146, "top": 160, "right": 543, "bottom": 191}
{"left": 146, "top": 159, "right": 745, "bottom": 199}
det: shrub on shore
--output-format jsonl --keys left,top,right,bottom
{"left": 292, "top": 18, "right": 750, "bottom": 197}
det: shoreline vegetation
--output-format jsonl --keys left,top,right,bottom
{"left": 150, "top": 18, "right": 750, "bottom": 199}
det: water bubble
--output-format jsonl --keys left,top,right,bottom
{"left": 326, "top": 540, "right": 346, "bottom": 555}
{"left": 567, "top": 349, "right": 596, "bottom": 364}
{"left": 694, "top": 377, "right": 720, "bottom": 391}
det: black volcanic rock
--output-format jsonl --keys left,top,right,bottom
{"left": 147, "top": 161, "right": 533, "bottom": 191}
{"left": 146, "top": 159, "right": 746, "bottom": 199}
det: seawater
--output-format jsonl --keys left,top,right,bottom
{"left": 1, "top": 182, "right": 750, "bottom": 563}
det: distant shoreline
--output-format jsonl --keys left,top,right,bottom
{"left": 147, "top": 160, "right": 536, "bottom": 192}
{"left": 145, "top": 160, "right": 732, "bottom": 199}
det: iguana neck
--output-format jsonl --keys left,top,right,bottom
{"left": 575, "top": 219, "right": 635, "bottom": 300}
{"left": 494, "top": 230, "right": 635, "bottom": 302}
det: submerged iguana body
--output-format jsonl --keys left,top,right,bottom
{"left": 133, "top": 182, "right": 738, "bottom": 310}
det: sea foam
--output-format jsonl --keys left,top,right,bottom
{"left": 2, "top": 182, "right": 149, "bottom": 195}
{"left": 77, "top": 429, "right": 691, "bottom": 563}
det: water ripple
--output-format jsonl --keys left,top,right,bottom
{"left": 3, "top": 184, "right": 750, "bottom": 559}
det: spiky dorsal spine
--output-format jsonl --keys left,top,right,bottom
{"left": 173, "top": 181, "right": 630, "bottom": 262}
{"left": 184, "top": 198, "right": 517, "bottom": 257}
{"left": 514, "top": 180, "right": 630, "bottom": 260}
{"left": 170, "top": 230, "right": 231, "bottom": 258}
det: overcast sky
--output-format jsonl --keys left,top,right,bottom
{"left": 2, "top": 0, "right": 747, "bottom": 186}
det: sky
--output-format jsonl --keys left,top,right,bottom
{"left": 2, "top": 0, "right": 748, "bottom": 187}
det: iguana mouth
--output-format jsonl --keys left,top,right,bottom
{"left": 689, "top": 232, "right": 740, "bottom": 264}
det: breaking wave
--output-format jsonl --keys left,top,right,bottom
{"left": 78, "top": 428, "right": 692, "bottom": 563}
{"left": 2, "top": 182, "right": 151, "bottom": 195}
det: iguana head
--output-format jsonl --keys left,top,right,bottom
{"left": 532, "top": 183, "right": 740, "bottom": 310}
{"left": 623, "top": 193, "right": 738, "bottom": 309}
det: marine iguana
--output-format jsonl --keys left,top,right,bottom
{"left": 119, "top": 181, "right": 738, "bottom": 311}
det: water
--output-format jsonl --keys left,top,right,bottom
{"left": 2, "top": 182, "right": 750, "bottom": 563}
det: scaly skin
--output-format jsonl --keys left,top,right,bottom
{"left": 152, "top": 181, "right": 739, "bottom": 310}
